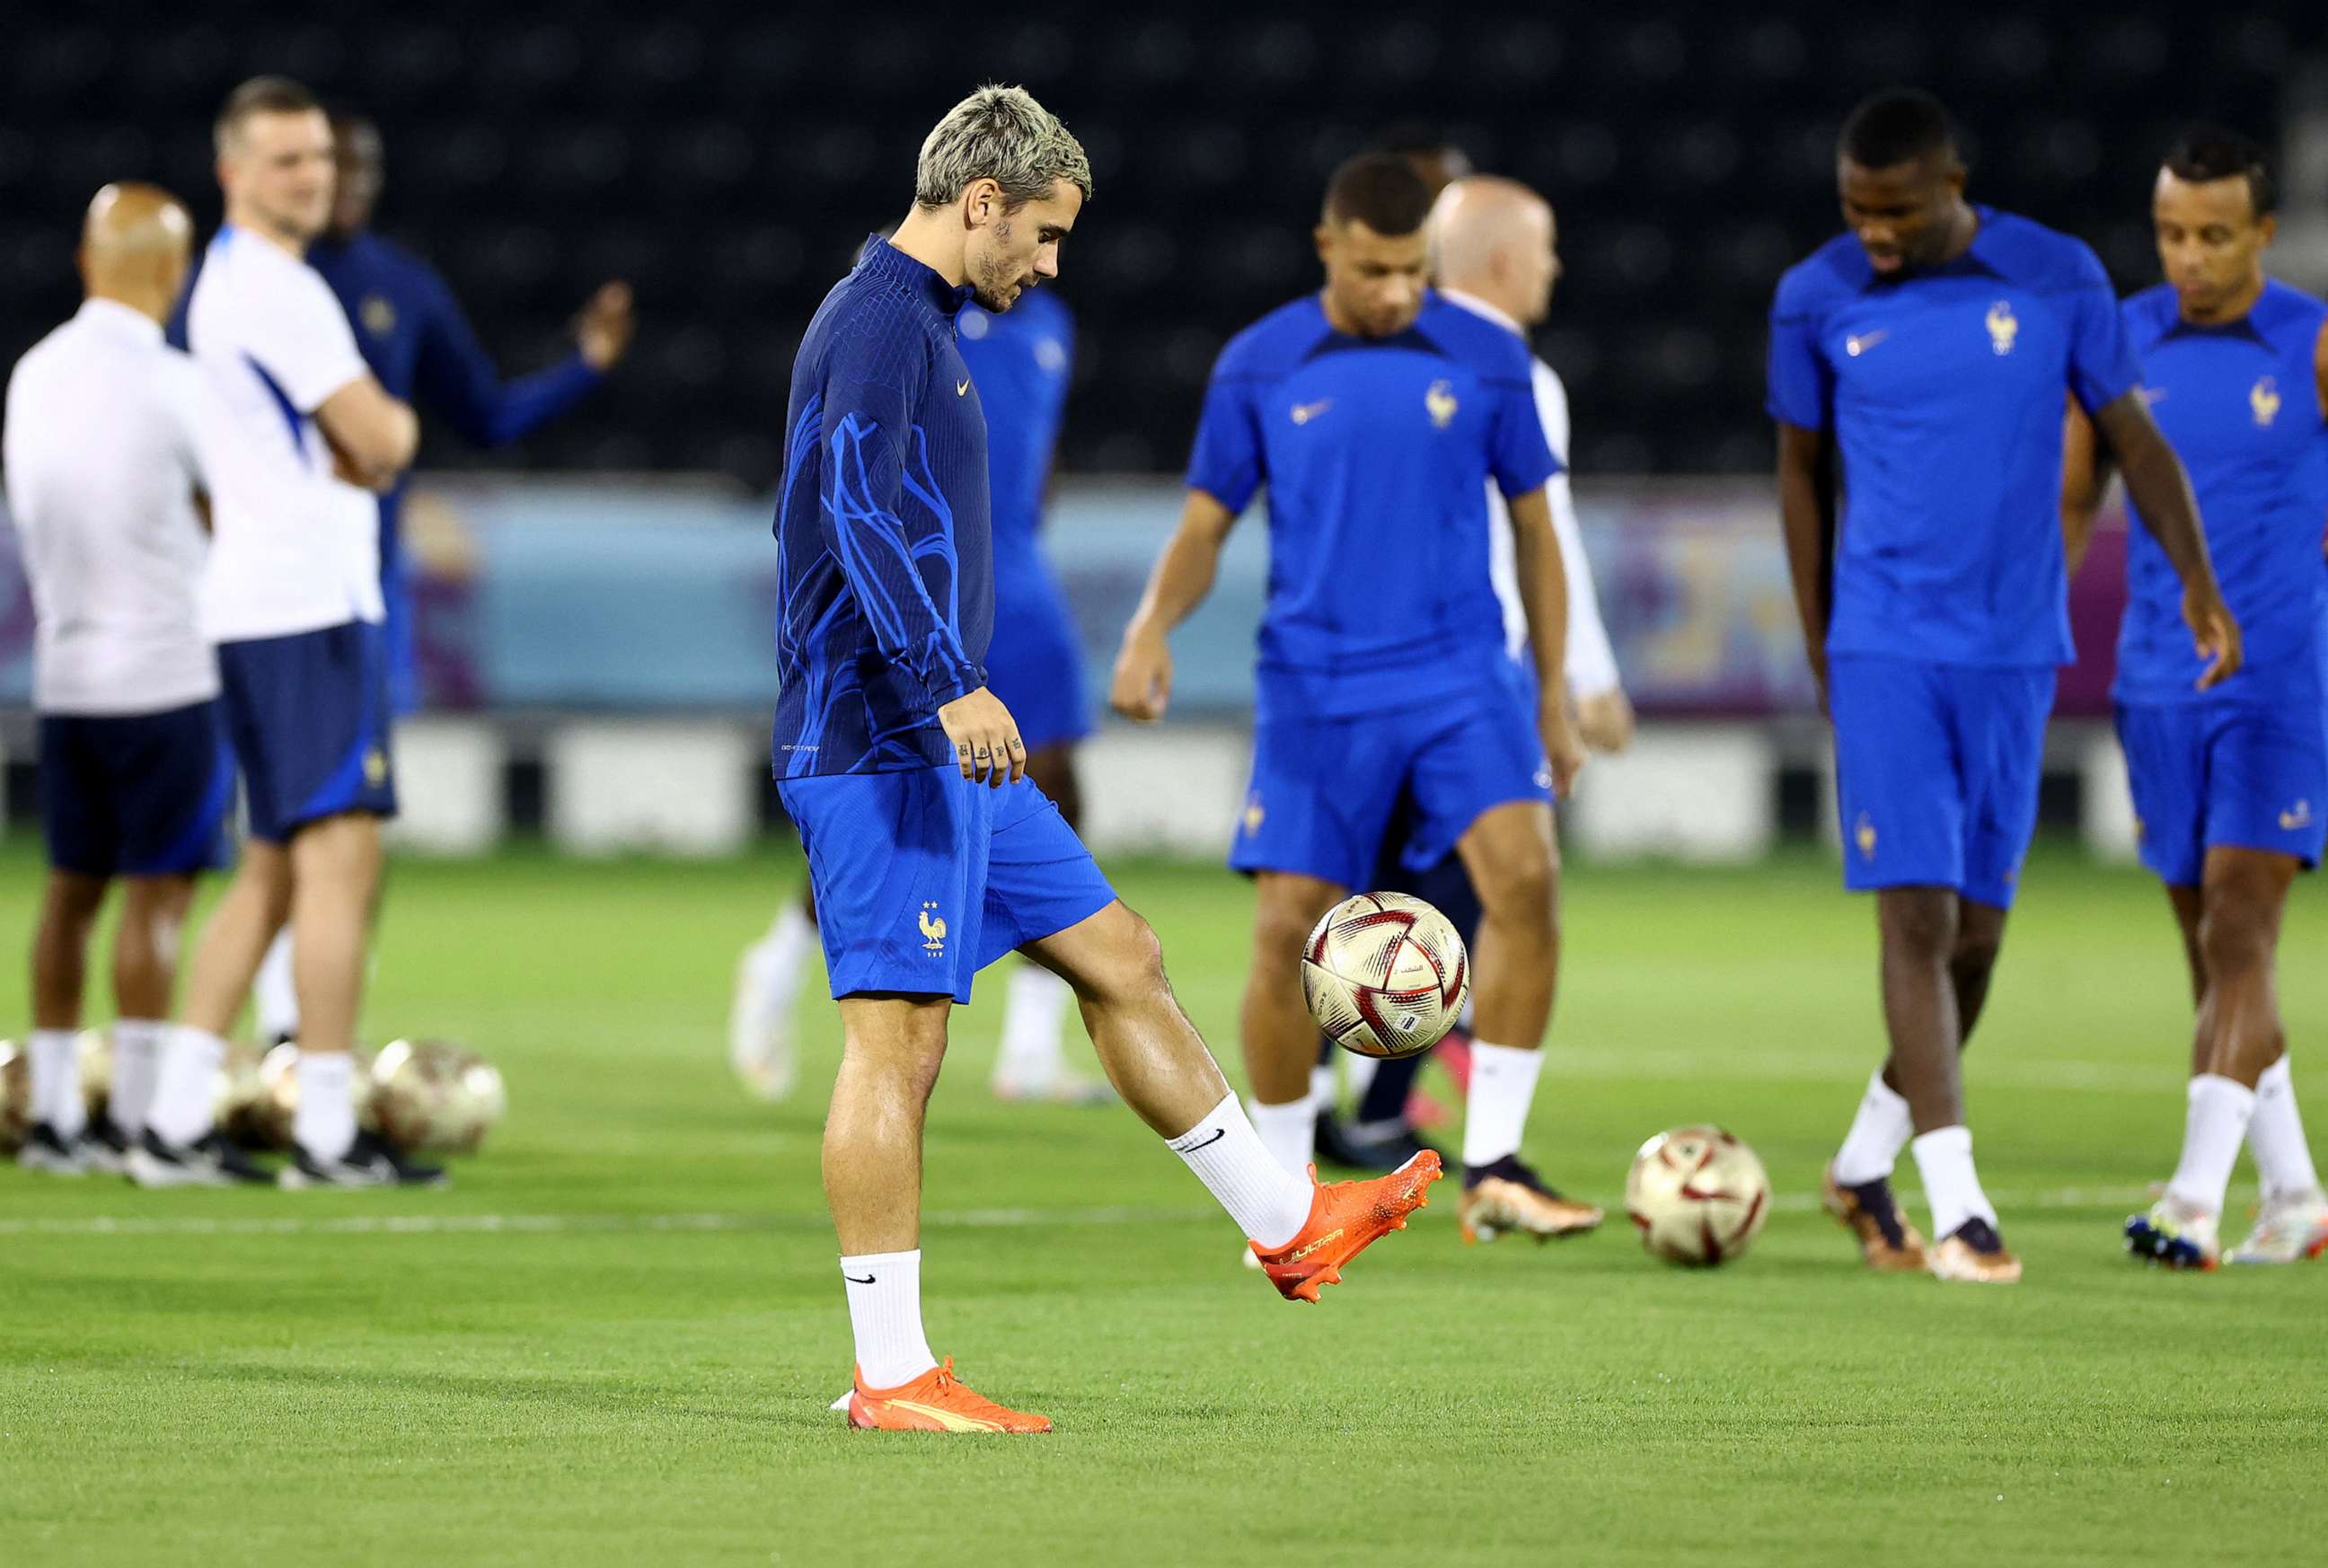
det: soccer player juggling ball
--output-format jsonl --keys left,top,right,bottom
{"left": 1112, "top": 154, "right": 1592, "bottom": 1248}
{"left": 1769, "top": 89, "right": 2239, "bottom": 1282}
{"left": 770, "top": 86, "right": 1440, "bottom": 1435}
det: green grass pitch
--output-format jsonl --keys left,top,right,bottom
{"left": 3, "top": 840, "right": 2324, "bottom": 1565}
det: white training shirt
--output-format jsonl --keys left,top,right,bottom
{"left": 1440, "top": 289, "right": 1623, "bottom": 700}
{"left": 3, "top": 299, "right": 220, "bottom": 714}
{"left": 186, "top": 224, "right": 383, "bottom": 641}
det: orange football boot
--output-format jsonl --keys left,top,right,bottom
{"left": 846, "top": 1358, "right": 1052, "bottom": 1433}
{"left": 1251, "top": 1150, "right": 1443, "bottom": 1302}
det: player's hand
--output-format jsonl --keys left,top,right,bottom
{"left": 577, "top": 282, "right": 636, "bottom": 372}
{"left": 1539, "top": 692, "right": 1587, "bottom": 798}
{"left": 1574, "top": 687, "right": 1636, "bottom": 754}
{"left": 1109, "top": 627, "right": 1173, "bottom": 723}
{"left": 938, "top": 687, "right": 1024, "bottom": 787}
{"left": 2182, "top": 580, "right": 2243, "bottom": 691}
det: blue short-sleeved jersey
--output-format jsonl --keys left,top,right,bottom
{"left": 772, "top": 237, "right": 992, "bottom": 778}
{"left": 1768, "top": 207, "right": 2142, "bottom": 667}
{"left": 2114, "top": 279, "right": 2328, "bottom": 707}
{"left": 1186, "top": 292, "right": 1559, "bottom": 718}
{"left": 957, "top": 289, "right": 1072, "bottom": 575}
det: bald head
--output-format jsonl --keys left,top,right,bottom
{"left": 79, "top": 182, "right": 194, "bottom": 324}
{"left": 1429, "top": 175, "right": 1560, "bottom": 328}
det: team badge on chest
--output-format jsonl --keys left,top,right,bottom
{"left": 1984, "top": 301, "right": 2017, "bottom": 356}
{"left": 2251, "top": 375, "right": 2280, "bottom": 428}
{"left": 1425, "top": 379, "right": 1458, "bottom": 429}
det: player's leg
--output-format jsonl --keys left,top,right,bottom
{"left": 107, "top": 873, "right": 199, "bottom": 1153}
{"left": 251, "top": 930, "right": 298, "bottom": 1044}
{"left": 991, "top": 742, "right": 1108, "bottom": 1105}
{"left": 273, "top": 811, "right": 400, "bottom": 1183}
{"left": 1243, "top": 869, "right": 1348, "bottom": 1175}
{"left": 20, "top": 868, "right": 108, "bottom": 1174}
{"left": 731, "top": 881, "right": 817, "bottom": 1103}
{"left": 983, "top": 776, "right": 1437, "bottom": 1299}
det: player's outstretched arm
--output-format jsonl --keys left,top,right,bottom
{"left": 2091, "top": 388, "right": 2242, "bottom": 689}
{"left": 1108, "top": 488, "right": 1239, "bottom": 723}
{"left": 1508, "top": 487, "right": 1584, "bottom": 795}
{"left": 315, "top": 374, "right": 419, "bottom": 491}
{"left": 415, "top": 269, "right": 624, "bottom": 449}
{"left": 1773, "top": 420, "right": 1836, "bottom": 708}
{"left": 2059, "top": 394, "right": 2113, "bottom": 575}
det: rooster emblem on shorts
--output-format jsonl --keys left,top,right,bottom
{"left": 1984, "top": 301, "right": 2018, "bottom": 356}
{"left": 1425, "top": 379, "right": 1458, "bottom": 429}
{"left": 918, "top": 903, "right": 947, "bottom": 955}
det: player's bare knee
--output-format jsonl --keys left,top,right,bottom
{"left": 1879, "top": 888, "right": 1958, "bottom": 958}
{"left": 1477, "top": 853, "right": 1557, "bottom": 938}
{"left": 2197, "top": 903, "right": 2271, "bottom": 981}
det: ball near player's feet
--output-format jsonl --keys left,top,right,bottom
{"left": 1625, "top": 1125, "right": 1772, "bottom": 1266}
{"left": 1302, "top": 892, "right": 1469, "bottom": 1060}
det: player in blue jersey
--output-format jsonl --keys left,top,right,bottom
{"left": 731, "top": 285, "right": 1108, "bottom": 1107}
{"left": 1113, "top": 154, "right": 1594, "bottom": 1250}
{"left": 775, "top": 87, "right": 1439, "bottom": 1434}
{"left": 2059, "top": 129, "right": 2328, "bottom": 1268}
{"left": 1772, "top": 90, "right": 2240, "bottom": 1282}
{"left": 242, "top": 112, "right": 636, "bottom": 1045}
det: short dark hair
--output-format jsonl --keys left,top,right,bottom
{"left": 1839, "top": 88, "right": 1957, "bottom": 170}
{"left": 1322, "top": 153, "right": 1433, "bottom": 236}
{"left": 214, "top": 75, "right": 322, "bottom": 155}
{"left": 2162, "top": 126, "right": 2277, "bottom": 218}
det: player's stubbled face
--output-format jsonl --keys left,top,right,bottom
{"left": 229, "top": 109, "right": 337, "bottom": 242}
{"left": 967, "top": 181, "right": 1081, "bottom": 313}
{"left": 2153, "top": 169, "right": 2270, "bottom": 324}
{"left": 1318, "top": 219, "right": 1429, "bottom": 339}
{"left": 1838, "top": 156, "right": 1961, "bottom": 276}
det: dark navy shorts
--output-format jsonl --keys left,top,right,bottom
{"left": 39, "top": 700, "right": 236, "bottom": 877}
{"left": 2117, "top": 698, "right": 2326, "bottom": 887}
{"left": 777, "top": 769, "right": 1116, "bottom": 1005}
{"left": 1830, "top": 655, "right": 2056, "bottom": 909}
{"left": 216, "top": 620, "right": 398, "bottom": 845}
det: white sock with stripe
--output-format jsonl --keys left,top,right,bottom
{"left": 2165, "top": 1074, "right": 2256, "bottom": 1219}
{"left": 2248, "top": 1057, "right": 2322, "bottom": 1201}
{"left": 1169, "top": 1092, "right": 1314, "bottom": 1248}
{"left": 840, "top": 1250, "right": 938, "bottom": 1389}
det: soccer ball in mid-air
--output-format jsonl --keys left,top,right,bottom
{"left": 1625, "top": 1125, "right": 1772, "bottom": 1266}
{"left": 1301, "top": 892, "right": 1469, "bottom": 1060}
{"left": 369, "top": 1038, "right": 507, "bottom": 1154}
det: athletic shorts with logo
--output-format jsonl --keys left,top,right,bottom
{"left": 777, "top": 769, "right": 1116, "bottom": 1004}
{"left": 1829, "top": 655, "right": 2056, "bottom": 909}
{"left": 216, "top": 619, "right": 397, "bottom": 845}
{"left": 40, "top": 699, "right": 236, "bottom": 876}
{"left": 2116, "top": 694, "right": 2326, "bottom": 887}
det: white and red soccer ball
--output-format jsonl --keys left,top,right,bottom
{"left": 1626, "top": 1124, "right": 1772, "bottom": 1266}
{"left": 1301, "top": 891, "right": 1470, "bottom": 1060}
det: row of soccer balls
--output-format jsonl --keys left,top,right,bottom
{"left": 1304, "top": 891, "right": 1771, "bottom": 1266}
{"left": 0, "top": 1034, "right": 507, "bottom": 1158}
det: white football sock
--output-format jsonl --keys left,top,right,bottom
{"left": 1309, "top": 1061, "right": 1336, "bottom": 1114}
{"left": 2165, "top": 1074, "right": 2256, "bottom": 1219}
{"left": 1248, "top": 1096, "right": 1316, "bottom": 1178}
{"left": 294, "top": 1051, "right": 358, "bottom": 1163}
{"left": 1344, "top": 1053, "right": 1379, "bottom": 1101}
{"left": 1910, "top": 1125, "right": 1997, "bottom": 1239}
{"left": 29, "top": 1030, "right": 84, "bottom": 1139}
{"left": 146, "top": 1026, "right": 225, "bottom": 1148}
{"left": 1168, "top": 1092, "right": 1314, "bottom": 1248}
{"left": 1832, "top": 1067, "right": 1914, "bottom": 1185}
{"left": 254, "top": 929, "right": 299, "bottom": 1042}
{"left": 754, "top": 901, "right": 818, "bottom": 1007}
{"left": 1462, "top": 1040, "right": 1543, "bottom": 1168}
{"left": 839, "top": 1249, "right": 938, "bottom": 1388}
{"left": 110, "top": 1020, "right": 165, "bottom": 1139}
{"left": 2248, "top": 1057, "right": 2322, "bottom": 1201}
{"left": 992, "top": 965, "right": 1075, "bottom": 1087}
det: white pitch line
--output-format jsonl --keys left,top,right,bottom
{"left": 0, "top": 1187, "right": 2225, "bottom": 1239}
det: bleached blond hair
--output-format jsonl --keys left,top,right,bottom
{"left": 913, "top": 84, "right": 1092, "bottom": 210}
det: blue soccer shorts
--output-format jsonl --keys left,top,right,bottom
{"left": 216, "top": 620, "right": 398, "bottom": 845}
{"left": 1829, "top": 656, "right": 2056, "bottom": 909}
{"left": 983, "top": 562, "right": 1090, "bottom": 753}
{"left": 777, "top": 770, "right": 1117, "bottom": 1004}
{"left": 2116, "top": 699, "right": 2327, "bottom": 887}
{"left": 39, "top": 700, "right": 236, "bottom": 877}
{"left": 1231, "top": 676, "right": 1552, "bottom": 891}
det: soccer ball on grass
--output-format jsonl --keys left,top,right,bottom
{"left": 1625, "top": 1125, "right": 1771, "bottom": 1266}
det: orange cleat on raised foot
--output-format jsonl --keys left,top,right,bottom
{"left": 846, "top": 1357, "right": 1052, "bottom": 1433}
{"left": 1251, "top": 1150, "right": 1442, "bottom": 1302}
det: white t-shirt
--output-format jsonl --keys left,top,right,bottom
{"left": 186, "top": 224, "right": 383, "bottom": 641}
{"left": 1441, "top": 289, "right": 1623, "bottom": 700}
{"left": 3, "top": 300, "right": 220, "bottom": 714}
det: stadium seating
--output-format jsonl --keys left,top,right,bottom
{"left": 0, "top": 3, "right": 2304, "bottom": 485}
